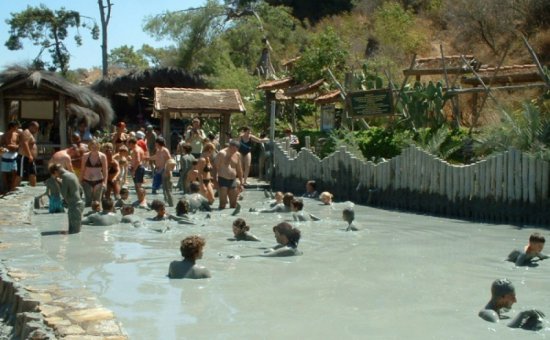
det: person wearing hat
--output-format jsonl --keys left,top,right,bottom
{"left": 214, "top": 139, "right": 244, "bottom": 209}
{"left": 135, "top": 130, "right": 148, "bottom": 154}
{"left": 479, "top": 278, "right": 545, "bottom": 330}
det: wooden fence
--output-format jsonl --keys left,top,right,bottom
{"left": 271, "top": 143, "right": 550, "bottom": 226}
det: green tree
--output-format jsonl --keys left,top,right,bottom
{"left": 372, "top": 2, "right": 423, "bottom": 55}
{"left": 291, "top": 26, "right": 349, "bottom": 84}
{"left": 143, "top": 0, "right": 226, "bottom": 71}
{"left": 108, "top": 45, "right": 149, "bottom": 70}
{"left": 4, "top": 4, "right": 99, "bottom": 75}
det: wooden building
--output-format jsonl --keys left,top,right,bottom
{"left": 153, "top": 87, "right": 246, "bottom": 149}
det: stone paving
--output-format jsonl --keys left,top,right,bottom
{"left": 0, "top": 186, "right": 127, "bottom": 339}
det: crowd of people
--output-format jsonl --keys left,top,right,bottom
{"left": 6, "top": 119, "right": 547, "bottom": 331}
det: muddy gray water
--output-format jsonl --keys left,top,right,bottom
{"left": 35, "top": 189, "right": 549, "bottom": 340}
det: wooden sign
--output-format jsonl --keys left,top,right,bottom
{"left": 348, "top": 89, "right": 394, "bottom": 116}
{"left": 320, "top": 104, "right": 335, "bottom": 131}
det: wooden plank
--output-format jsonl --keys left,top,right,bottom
{"left": 453, "top": 166, "right": 460, "bottom": 202}
{"left": 495, "top": 154, "right": 503, "bottom": 201}
{"left": 536, "top": 159, "right": 543, "bottom": 201}
{"left": 543, "top": 161, "right": 550, "bottom": 200}
{"left": 522, "top": 154, "right": 529, "bottom": 202}
{"left": 439, "top": 161, "right": 446, "bottom": 197}
{"left": 528, "top": 156, "right": 536, "bottom": 204}
{"left": 507, "top": 148, "right": 515, "bottom": 201}
{"left": 446, "top": 164, "right": 453, "bottom": 200}
{"left": 395, "top": 155, "right": 401, "bottom": 190}
{"left": 488, "top": 157, "right": 496, "bottom": 199}
{"left": 513, "top": 149, "right": 522, "bottom": 201}
{"left": 476, "top": 160, "right": 487, "bottom": 199}
{"left": 464, "top": 165, "right": 472, "bottom": 200}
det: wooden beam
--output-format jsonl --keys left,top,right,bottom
{"left": 403, "top": 67, "right": 470, "bottom": 77}
{"left": 59, "top": 95, "right": 67, "bottom": 148}
{"left": 461, "top": 72, "right": 542, "bottom": 85}
{"left": 0, "top": 93, "right": 5, "bottom": 132}
{"left": 447, "top": 83, "right": 547, "bottom": 94}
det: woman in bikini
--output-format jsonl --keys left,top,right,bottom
{"left": 111, "top": 122, "right": 129, "bottom": 152}
{"left": 102, "top": 143, "right": 121, "bottom": 200}
{"left": 197, "top": 143, "right": 215, "bottom": 204}
{"left": 80, "top": 139, "right": 108, "bottom": 207}
{"left": 236, "top": 126, "right": 269, "bottom": 185}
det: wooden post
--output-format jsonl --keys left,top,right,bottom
{"left": 59, "top": 94, "right": 68, "bottom": 147}
{"left": 162, "top": 111, "right": 171, "bottom": 151}
{"left": 305, "top": 136, "right": 311, "bottom": 149}
{"left": 269, "top": 100, "right": 276, "bottom": 142}
{"left": 291, "top": 98, "right": 297, "bottom": 133}
{"left": 0, "top": 93, "right": 5, "bottom": 132}
{"left": 221, "top": 113, "right": 231, "bottom": 147}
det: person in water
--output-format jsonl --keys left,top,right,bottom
{"left": 302, "top": 180, "right": 318, "bottom": 199}
{"left": 120, "top": 205, "right": 143, "bottom": 227}
{"left": 290, "top": 198, "right": 320, "bottom": 222}
{"left": 251, "top": 192, "right": 293, "bottom": 213}
{"left": 319, "top": 191, "right": 333, "bottom": 205}
{"left": 479, "top": 278, "right": 545, "bottom": 330}
{"left": 343, "top": 207, "right": 358, "bottom": 231}
{"left": 50, "top": 163, "right": 84, "bottom": 234}
{"left": 149, "top": 199, "right": 193, "bottom": 224}
{"left": 262, "top": 222, "right": 302, "bottom": 257}
{"left": 168, "top": 235, "right": 211, "bottom": 279}
{"left": 82, "top": 198, "right": 121, "bottom": 226}
{"left": 114, "top": 187, "right": 131, "bottom": 208}
{"left": 507, "top": 233, "right": 548, "bottom": 266}
{"left": 231, "top": 218, "right": 260, "bottom": 241}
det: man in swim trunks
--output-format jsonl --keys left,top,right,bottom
{"left": 150, "top": 137, "right": 172, "bottom": 195}
{"left": 17, "top": 121, "right": 40, "bottom": 187}
{"left": 214, "top": 140, "right": 244, "bottom": 209}
{"left": 479, "top": 278, "right": 545, "bottom": 330}
{"left": 128, "top": 137, "right": 145, "bottom": 191}
{"left": 82, "top": 198, "right": 121, "bottom": 226}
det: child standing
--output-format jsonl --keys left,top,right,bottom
{"left": 45, "top": 168, "right": 64, "bottom": 213}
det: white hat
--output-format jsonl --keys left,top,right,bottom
{"left": 136, "top": 131, "right": 145, "bottom": 139}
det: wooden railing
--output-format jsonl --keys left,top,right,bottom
{"left": 272, "top": 142, "right": 550, "bottom": 226}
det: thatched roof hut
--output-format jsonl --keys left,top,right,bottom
{"left": 153, "top": 87, "right": 246, "bottom": 148}
{"left": 0, "top": 66, "right": 114, "bottom": 146}
{"left": 90, "top": 67, "right": 206, "bottom": 125}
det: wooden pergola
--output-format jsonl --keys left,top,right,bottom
{"left": 153, "top": 87, "right": 246, "bottom": 149}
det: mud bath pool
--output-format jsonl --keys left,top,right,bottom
{"left": 35, "top": 190, "right": 549, "bottom": 339}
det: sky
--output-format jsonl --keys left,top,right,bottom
{"left": 0, "top": 0, "right": 207, "bottom": 70}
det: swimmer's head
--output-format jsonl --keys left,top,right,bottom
{"left": 273, "top": 222, "right": 301, "bottom": 246}
{"left": 343, "top": 207, "right": 355, "bottom": 224}
{"left": 274, "top": 191, "right": 284, "bottom": 202}
{"left": 490, "top": 279, "right": 516, "bottom": 309}
{"left": 232, "top": 218, "right": 250, "bottom": 236}
{"left": 282, "top": 192, "right": 294, "bottom": 207}
{"left": 120, "top": 187, "right": 129, "bottom": 199}
{"left": 150, "top": 199, "right": 166, "bottom": 216}
{"left": 319, "top": 191, "right": 333, "bottom": 205}
{"left": 528, "top": 233, "right": 545, "bottom": 253}
{"left": 290, "top": 198, "right": 303, "bottom": 212}
{"left": 176, "top": 199, "right": 190, "bottom": 216}
{"left": 121, "top": 205, "right": 134, "bottom": 216}
{"left": 180, "top": 235, "right": 205, "bottom": 261}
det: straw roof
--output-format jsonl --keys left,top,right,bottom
{"left": 0, "top": 66, "right": 114, "bottom": 128}
{"left": 92, "top": 67, "right": 206, "bottom": 96}
{"left": 153, "top": 87, "right": 246, "bottom": 119}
